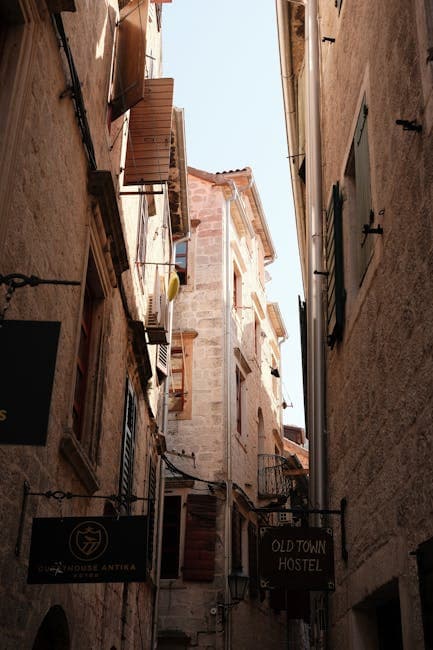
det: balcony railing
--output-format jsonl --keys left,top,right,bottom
{"left": 258, "top": 454, "right": 292, "bottom": 499}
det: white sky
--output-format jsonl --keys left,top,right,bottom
{"left": 162, "top": 0, "right": 305, "bottom": 428}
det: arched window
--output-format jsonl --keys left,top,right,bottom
{"left": 32, "top": 606, "right": 70, "bottom": 650}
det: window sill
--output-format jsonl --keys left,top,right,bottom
{"left": 60, "top": 430, "right": 100, "bottom": 494}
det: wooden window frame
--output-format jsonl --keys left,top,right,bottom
{"left": 175, "top": 240, "right": 188, "bottom": 285}
{"left": 169, "top": 332, "right": 196, "bottom": 420}
{"left": 72, "top": 247, "right": 107, "bottom": 461}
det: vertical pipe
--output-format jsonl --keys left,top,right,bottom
{"left": 305, "top": 1, "right": 326, "bottom": 648}
{"left": 305, "top": 0, "right": 325, "bottom": 520}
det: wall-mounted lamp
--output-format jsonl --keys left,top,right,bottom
{"left": 217, "top": 571, "right": 249, "bottom": 615}
{"left": 270, "top": 367, "right": 280, "bottom": 378}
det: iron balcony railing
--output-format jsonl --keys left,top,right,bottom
{"left": 258, "top": 454, "right": 292, "bottom": 499}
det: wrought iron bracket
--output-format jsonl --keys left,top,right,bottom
{"left": 362, "top": 224, "right": 383, "bottom": 236}
{"left": 0, "top": 274, "right": 81, "bottom": 290}
{"left": 396, "top": 119, "right": 422, "bottom": 133}
{"left": 254, "top": 498, "right": 348, "bottom": 562}
{"left": 15, "top": 481, "right": 149, "bottom": 557}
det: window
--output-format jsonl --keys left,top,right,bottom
{"left": 147, "top": 457, "right": 157, "bottom": 566}
{"left": 417, "top": 536, "right": 433, "bottom": 649}
{"left": 168, "top": 332, "right": 196, "bottom": 419}
{"left": 119, "top": 377, "right": 137, "bottom": 514}
{"left": 232, "top": 503, "right": 244, "bottom": 572}
{"left": 254, "top": 316, "right": 261, "bottom": 359}
{"left": 183, "top": 494, "right": 217, "bottom": 581}
{"left": 235, "top": 366, "right": 245, "bottom": 435}
{"left": 248, "top": 522, "right": 259, "bottom": 598}
{"left": 233, "top": 264, "right": 242, "bottom": 309}
{"left": 72, "top": 249, "right": 106, "bottom": 458}
{"left": 326, "top": 182, "right": 345, "bottom": 348}
{"left": 175, "top": 241, "right": 188, "bottom": 285}
{"left": 169, "top": 346, "right": 185, "bottom": 412}
{"left": 161, "top": 495, "right": 182, "bottom": 579}
{"left": 345, "top": 96, "right": 375, "bottom": 286}
{"left": 136, "top": 194, "right": 149, "bottom": 286}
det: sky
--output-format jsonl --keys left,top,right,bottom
{"left": 162, "top": 0, "right": 305, "bottom": 428}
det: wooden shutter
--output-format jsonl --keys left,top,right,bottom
{"left": 354, "top": 97, "right": 374, "bottom": 283}
{"left": 147, "top": 458, "right": 156, "bottom": 565}
{"left": 248, "top": 522, "right": 258, "bottom": 598}
{"left": 161, "top": 495, "right": 181, "bottom": 578}
{"left": 110, "top": 0, "right": 149, "bottom": 121}
{"left": 123, "top": 78, "right": 174, "bottom": 185}
{"left": 326, "top": 182, "right": 345, "bottom": 348}
{"left": 298, "top": 297, "right": 308, "bottom": 435}
{"left": 183, "top": 494, "right": 217, "bottom": 581}
{"left": 231, "top": 504, "right": 243, "bottom": 572}
{"left": 119, "top": 378, "right": 137, "bottom": 513}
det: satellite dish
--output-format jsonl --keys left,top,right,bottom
{"left": 167, "top": 271, "right": 180, "bottom": 301}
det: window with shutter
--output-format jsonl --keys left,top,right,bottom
{"left": 160, "top": 495, "right": 181, "bottom": 578}
{"left": 345, "top": 96, "right": 375, "bottom": 286}
{"left": 326, "top": 182, "right": 345, "bottom": 348}
{"left": 183, "top": 494, "right": 217, "bottom": 582}
{"left": 119, "top": 378, "right": 137, "bottom": 514}
{"left": 248, "top": 522, "right": 258, "bottom": 598}
{"left": 231, "top": 504, "right": 243, "bottom": 572}
{"left": 110, "top": 0, "right": 149, "bottom": 121}
{"left": 123, "top": 78, "right": 174, "bottom": 185}
{"left": 147, "top": 457, "right": 156, "bottom": 565}
{"left": 298, "top": 297, "right": 308, "bottom": 435}
{"left": 72, "top": 248, "right": 106, "bottom": 458}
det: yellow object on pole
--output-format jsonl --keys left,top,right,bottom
{"left": 167, "top": 271, "right": 180, "bottom": 301}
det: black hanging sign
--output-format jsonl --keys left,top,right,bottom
{"left": 259, "top": 525, "right": 335, "bottom": 591}
{"left": 0, "top": 320, "right": 60, "bottom": 445}
{"left": 27, "top": 516, "right": 148, "bottom": 584}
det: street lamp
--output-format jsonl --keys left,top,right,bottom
{"left": 217, "top": 571, "right": 249, "bottom": 615}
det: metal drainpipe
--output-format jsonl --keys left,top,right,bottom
{"left": 152, "top": 232, "right": 190, "bottom": 650}
{"left": 305, "top": 0, "right": 326, "bottom": 647}
{"left": 219, "top": 177, "right": 252, "bottom": 650}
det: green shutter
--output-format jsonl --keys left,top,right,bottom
{"left": 298, "top": 297, "right": 308, "bottom": 434}
{"left": 354, "top": 97, "right": 373, "bottom": 283}
{"left": 119, "top": 378, "right": 136, "bottom": 514}
{"left": 326, "top": 182, "right": 345, "bottom": 348}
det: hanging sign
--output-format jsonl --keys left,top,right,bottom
{"left": 0, "top": 320, "right": 60, "bottom": 445}
{"left": 27, "top": 516, "right": 148, "bottom": 584}
{"left": 259, "top": 525, "right": 335, "bottom": 591}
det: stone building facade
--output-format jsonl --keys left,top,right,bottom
{"left": 277, "top": 0, "right": 433, "bottom": 648}
{"left": 156, "top": 168, "right": 289, "bottom": 649}
{"left": 0, "top": 1, "right": 188, "bottom": 648}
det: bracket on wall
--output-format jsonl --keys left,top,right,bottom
{"left": 254, "top": 497, "right": 348, "bottom": 562}
{"left": 0, "top": 274, "right": 81, "bottom": 322}
{"left": 395, "top": 119, "right": 422, "bottom": 133}
{"left": 15, "top": 481, "right": 150, "bottom": 557}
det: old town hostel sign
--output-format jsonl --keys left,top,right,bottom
{"left": 27, "top": 516, "right": 148, "bottom": 583}
{"left": 259, "top": 526, "right": 335, "bottom": 591}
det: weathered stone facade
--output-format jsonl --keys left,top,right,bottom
{"left": 157, "top": 168, "right": 289, "bottom": 649}
{"left": 278, "top": 0, "right": 433, "bottom": 648}
{"left": 0, "top": 1, "right": 186, "bottom": 648}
